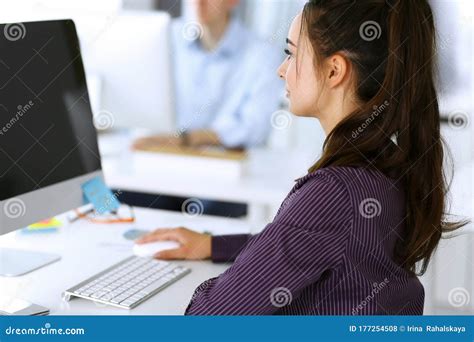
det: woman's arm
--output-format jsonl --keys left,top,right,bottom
{"left": 136, "top": 228, "right": 251, "bottom": 262}
{"left": 185, "top": 172, "right": 353, "bottom": 315}
{"left": 211, "top": 234, "right": 252, "bottom": 263}
{"left": 186, "top": 220, "right": 351, "bottom": 315}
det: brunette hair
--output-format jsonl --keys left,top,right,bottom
{"left": 301, "top": 0, "right": 468, "bottom": 275}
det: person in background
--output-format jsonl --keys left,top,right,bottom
{"left": 133, "top": 0, "right": 283, "bottom": 149}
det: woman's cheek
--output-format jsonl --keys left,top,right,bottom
{"left": 287, "top": 65, "right": 297, "bottom": 92}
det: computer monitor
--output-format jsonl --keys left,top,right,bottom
{"left": 79, "top": 11, "right": 175, "bottom": 133}
{"left": 0, "top": 19, "right": 103, "bottom": 275}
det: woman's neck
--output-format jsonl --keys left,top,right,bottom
{"left": 319, "top": 93, "right": 361, "bottom": 136}
{"left": 200, "top": 15, "right": 230, "bottom": 51}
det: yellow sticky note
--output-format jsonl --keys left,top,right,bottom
{"left": 28, "top": 218, "right": 62, "bottom": 229}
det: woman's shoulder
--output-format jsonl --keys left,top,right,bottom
{"left": 295, "top": 166, "right": 398, "bottom": 201}
{"left": 275, "top": 166, "right": 395, "bottom": 229}
{"left": 274, "top": 167, "right": 354, "bottom": 229}
{"left": 298, "top": 166, "right": 389, "bottom": 188}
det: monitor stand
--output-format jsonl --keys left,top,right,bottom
{"left": 0, "top": 248, "right": 61, "bottom": 277}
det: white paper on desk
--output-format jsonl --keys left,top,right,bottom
{"left": 0, "top": 296, "right": 49, "bottom": 315}
{"left": 97, "top": 241, "right": 134, "bottom": 252}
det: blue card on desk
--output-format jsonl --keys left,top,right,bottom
{"left": 81, "top": 177, "right": 120, "bottom": 214}
{"left": 123, "top": 229, "right": 149, "bottom": 241}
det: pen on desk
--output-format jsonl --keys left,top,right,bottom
{"left": 67, "top": 207, "right": 94, "bottom": 223}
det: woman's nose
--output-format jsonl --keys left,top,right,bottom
{"left": 277, "top": 61, "right": 286, "bottom": 79}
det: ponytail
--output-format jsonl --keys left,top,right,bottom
{"left": 302, "top": 0, "right": 468, "bottom": 275}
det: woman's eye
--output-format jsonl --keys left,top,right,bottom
{"left": 284, "top": 48, "right": 293, "bottom": 60}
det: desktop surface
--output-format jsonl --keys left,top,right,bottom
{"left": 0, "top": 207, "right": 251, "bottom": 315}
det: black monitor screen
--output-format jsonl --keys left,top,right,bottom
{"left": 0, "top": 20, "right": 101, "bottom": 201}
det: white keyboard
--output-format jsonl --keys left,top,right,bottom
{"left": 63, "top": 256, "right": 190, "bottom": 309}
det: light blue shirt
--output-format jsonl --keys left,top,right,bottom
{"left": 170, "top": 17, "right": 284, "bottom": 148}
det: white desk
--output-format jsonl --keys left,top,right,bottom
{"left": 97, "top": 132, "right": 474, "bottom": 314}
{"left": 0, "top": 207, "right": 251, "bottom": 315}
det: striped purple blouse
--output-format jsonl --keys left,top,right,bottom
{"left": 185, "top": 166, "right": 425, "bottom": 315}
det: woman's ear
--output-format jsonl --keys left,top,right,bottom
{"left": 326, "top": 54, "right": 349, "bottom": 88}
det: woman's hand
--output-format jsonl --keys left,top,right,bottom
{"left": 135, "top": 227, "right": 212, "bottom": 260}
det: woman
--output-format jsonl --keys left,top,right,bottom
{"left": 137, "top": 0, "right": 467, "bottom": 315}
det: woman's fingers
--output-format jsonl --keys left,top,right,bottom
{"left": 154, "top": 247, "right": 187, "bottom": 260}
{"left": 135, "top": 228, "right": 175, "bottom": 244}
{"left": 135, "top": 227, "right": 211, "bottom": 260}
{"left": 136, "top": 227, "right": 191, "bottom": 244}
